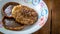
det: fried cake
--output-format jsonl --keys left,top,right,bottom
{"left": 12, "top": 5, "right": 38, "bottom": 25}
{"left": 2, "top": 16, "right": 25, "bottom": 31}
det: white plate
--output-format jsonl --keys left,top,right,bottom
{"left": 0, "top": 0, "right": 48, "bottom": 34}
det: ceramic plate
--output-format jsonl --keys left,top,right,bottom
{"left": 0, "top": 0, "right": 48, "bottom": 34}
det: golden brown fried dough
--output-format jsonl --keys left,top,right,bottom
{"left": 12, "top": 5, "right": 38, "bottom": 25}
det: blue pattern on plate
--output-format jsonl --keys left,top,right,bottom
{"left": 32, "top": 0, "right": 40, "bottom": 5}
{"left": 44, "top": 9, "right": 48, "bottom": 15}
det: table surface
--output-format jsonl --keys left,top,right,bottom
{"left": 0, "top": 0, "right": 60, "bottom": 34}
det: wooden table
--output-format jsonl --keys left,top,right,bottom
{"left": 52, "top": 0, "right": 60, "bottom": 34}
{"left": 0, "top": 0, "right": 60, "bottom": 34}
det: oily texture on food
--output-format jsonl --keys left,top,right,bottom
{"left": 2, "top": 17, "right": 25, "bottom": 31}
{"left": 12, "top": 5, "right": 38, "bottom": 25}
{"left": 2, "top": 2, "right": 19, "bottom": 17}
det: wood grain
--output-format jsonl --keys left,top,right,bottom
{"left": 52, "top": 0, "right": 60, "bottom": 34}
{"left": 33, "top": 0, "right": 51, "bottom": 34}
